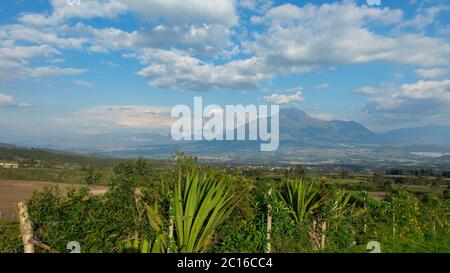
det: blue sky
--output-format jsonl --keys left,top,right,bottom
{"left": 0, "top": 0, "right": 450, "bottom": 143}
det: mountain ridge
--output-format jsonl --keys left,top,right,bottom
{"left": 2, "top": 108, "right": 450, "bottom": 164}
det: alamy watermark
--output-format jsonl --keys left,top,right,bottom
{"left": 171, "top": 97, "right": 280, "bottom": 152}
{"left": 66, "top": 0, "right": 81, "bottom": 6}
{"left": 366, "top": 0, "right": 381, "bottom": 6}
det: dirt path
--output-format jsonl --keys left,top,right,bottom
{"left": 0, "top": 180, "right": 108, "bottom": 221}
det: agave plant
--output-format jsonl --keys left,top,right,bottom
{"left": 173, "top": 170, "right": 238, "bottom": 253}
{"left": 118, "top": 202, "right": 168, "bottom": 253}
{"left": 330, "top": 190, "right": 353, "bottom": 218}
{"left": 277, "top": 178, "right": 323, "bottom": 225}
{"left": 144, "top": 202, "right": 169, "bottom": 253}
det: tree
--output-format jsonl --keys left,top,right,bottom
{"left": 444, "top": 185, "right": 450, "bottom": 199}
{"left": 286, "top": 165, "right": 306, "bottom": 179}
{"left": 372, "top": 171, "right": 385, "bottom": 188}
{"left": 338, "top": 169, "right": 351, "bottom": 179}
{"left": 431, "top": 175, "right": 444, "bottom": 188}
{"left": 84, "top": 165, "right": 103, "bottom": 185}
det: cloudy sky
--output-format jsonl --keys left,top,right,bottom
{"left": 1, "top": 0, "right": 450, "bottom": 142}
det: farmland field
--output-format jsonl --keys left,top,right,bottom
{"left": 0, "top": 180, "right": 108, "bottom": 221}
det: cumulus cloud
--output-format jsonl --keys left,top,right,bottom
{"left": 135, "top": 49, "right": 271, "bottom": 91}
{"left": 0, "top": 24, "right": 86, "bottom": 49}
{"left": 120, "top": 0, "right": 238, "bottom": 26}
{"left": 355, "top": 86, "right": 377, "bottom": 95}
{"left": 0, "top": 93, "right": 29, "bottom": 108}
{"left": 57, "top": 105, "right": 175, "bottom": 133}
{"left": 366, "top": 79, "right": 450, "bottom": 122}
{"left": 19, "top": 0, "right": 237, "bottom": 27}
{"left": 263, "top": 90, "right": 304, "bottom": 105}
{"left": 398, "top": 4, "right": 450, "bottom": 31}
{"left": 19, "top": 0, "right": 127, "bottom": 26}
{"left": 0, "top": 44, "right": 59, "bottom": 60}
{"left": 5, "top": 1, "right": 450, "bottom": 91}
{"left": 134, "top": 24, "right": 237, "bottom": 57}
{"left": 59, "top": 23, "right": 137, "bottom": 53}
{"left": 0, "top": 36, "right": 86, "bottom": 79}
{"left": 415, "top": 68, "right": 449, "bottom": 79}
{"left": 244, "top": 2, "right": 450, "bottom": 73}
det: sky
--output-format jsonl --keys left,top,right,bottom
{"left": 0, "top": 0, "right": 450, "bottom": 143}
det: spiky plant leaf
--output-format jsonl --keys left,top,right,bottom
{"left": 173, "top": 169, "right": 239, "bottom": 253}
{"left": 278, "top": 178, "right": 323, "bottom": 224}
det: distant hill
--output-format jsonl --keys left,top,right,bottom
{"left": 436, "top": 155, "right": 450, "bottom": 161}
{"left": 279, "top": 108, "right": 378, "bottom": 144}
{"left": 278, "top": 109, "right": 450, "bottom": 146}
{"left": 0, "top": 144, "right": 125, "bottom": 168}
{"left": 380, "top": 125, "right": 450, "bottom": 145}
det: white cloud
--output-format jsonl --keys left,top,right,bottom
{"left": 19, "top": 0, "right": 127, "bottom": 26}
{"left": 134, "top": 24, "right": 236, "bottom": 57}
{"left": 415, "top": 68, "right": 449, "bottom": 79}
{"left": 136, "top": 49, "right": 271, "bottom": 91}
{"left": 244, "top": 2, "right": 450, "bottom": 73}
{"left": 263, "top": 90, "right": 303, "bottom": 105}
{"left": 0, "top": 44, "right": 59, "bottom": 60}
{"left": 314, "top": 83, "right": 329, "bottom": 90}
{"left": 2, "top": 0, "right": 450, "bottom": 97}
{"left": 366, "top": 79, "right": 450, "bottom": 121}
{"left": 0, "top": 93, "right": 29, "bottom": 108}
{"left": 19, "top": 0, "right": 237, "bottom": 27}
{"left": 399, "top": 4, "right": 450, "bottom": 30}
{"left": 9, "top": 0, "right": 240, "bottom": 57}
{"left": 61, "top": 23, "right": 137, "bottom": 53}
{"left": 73, "top": 79, "right": 95, "bottom": 88}
{"left": 0, "top": 24, "right": 86, "bottom": 49}
{"left": 58, "top": 105, "right": 175, "bottom": 133}
{"left": 30, "top": 66, "right": 87, "bottom": 78}
{"left": 120, "top": 0, "right": 238, "bottom": 26}
{"left": 310, "top": 113, "right": 344, "bottom": 121}
{"left": 0, "top": 93, "right": 14, "bottom": 106}
{"left": 0, "top": 37, "right": 86, "bottom": 79}
{"left": 355, "top": 86, "right": 377, "bottom": 95}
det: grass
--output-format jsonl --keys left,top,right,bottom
{"left": 0, "top": 220, "right": 22, "bottom": 253}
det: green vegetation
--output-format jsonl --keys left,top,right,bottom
{"left": 83, "top": 165, "right": 103, "bottom": 185}
{"left": 0, "top": 154, "right": 447, "bottom": 254}
{"left": 277, "top": 179, "right": 322, "bottom": 224}
{"left": 0, "top": 149, "right": 448, "bottom": 253}
{"left": 0, "top": 221, "right": 22, "bottom": 253}
{"left": 0, "top": 144, "right": 124, "bottom": 169}
{"left": 173, "top": 170, "right": 240, "bottom": 252}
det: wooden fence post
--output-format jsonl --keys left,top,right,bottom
{"left": 17, "top": 202, "right": 35, "bottom": 253}
{"left": 320, "top": 221, "right": 327, "bottom": 250}
{"left": 392, "top": 212, "right": 396, "bottom": 236}
{"left": 134, "top": 187, "right": 144, "bottom": 217}
{"left": 168, "top": 206, "right": 174, "bottom": 253}
{"left": 265, "top": 188, "right": 273, "bottom": 253}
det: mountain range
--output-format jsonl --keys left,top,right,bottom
{"left": 2, "top": 108, "right": 450, "bottom": 166}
